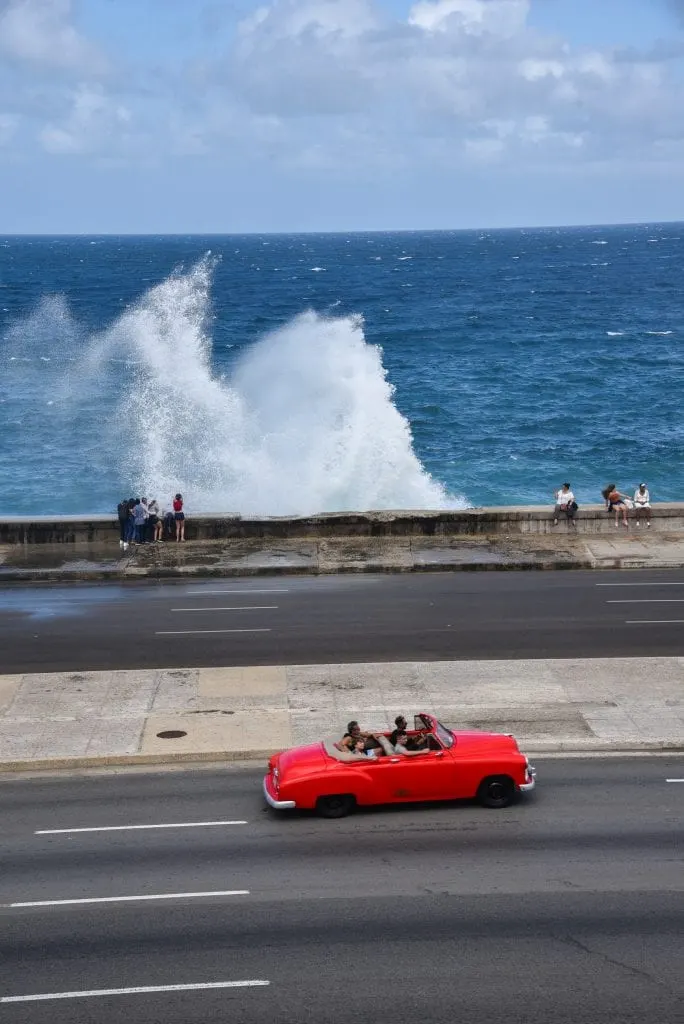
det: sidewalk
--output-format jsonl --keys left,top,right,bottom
{"left": 3, "top": 530, "right": 684, "bottom": 582}
{"left": 1, "top": 658, "right": 683, "bottom": 771}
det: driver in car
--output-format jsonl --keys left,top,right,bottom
{"left": 391, "top": 716, "right": 429, "bottom": 751}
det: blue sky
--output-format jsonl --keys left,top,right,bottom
{"left": 1, "top": 0, "right": 683, "bottom": 232}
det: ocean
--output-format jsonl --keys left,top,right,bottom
{"left": 0, "top": 225, "right": 682, "bottom": 517}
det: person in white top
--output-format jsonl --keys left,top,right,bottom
{"left": 553, "top": 482, "right": 577, "bottom": 527}
{"left": 633, "top": 483, "right": 651, "bottom": 527}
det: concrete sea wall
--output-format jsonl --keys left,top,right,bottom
{"left": 2, "top": 504, "right": 684, "bottom": 545}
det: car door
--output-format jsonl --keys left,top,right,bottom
{"left": 371, "top": 750, "right": 451, "bottom": 804}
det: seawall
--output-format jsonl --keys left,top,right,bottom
{"left": 2, "top": 504, "right": 684, "bottom": 545}
{"left": 1, "top": 505, "right": 684, "bottom": 581}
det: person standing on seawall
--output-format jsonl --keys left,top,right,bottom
{"left": 147, "top": 497, "right": 161, "bottom": 542}
{"left": 553, "top": 482, "right": 578, "bottom": 528}
{"left": 602, "top": 484, "right": 629, "bottom": 529}
{"left": 173, "top": 493, "right": 185, "bottom": 542}
{"left": 117, "top": 497, "right": 129, "bottom": 548}
{"left": 132, "top": 497, "right": 149, "bottom": 544}
{"left": 633, "top": 483, "right": 652, "bottom": 527}
{"left": 124, "top": 497, "right": 136, "bottom": 548}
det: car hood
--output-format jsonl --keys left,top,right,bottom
{"left": 452, "top": 730, "right": 520, "bottom": 752}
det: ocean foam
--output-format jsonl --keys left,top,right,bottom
{"left": 20, "top": 255, "right": 460, "bottom": 515}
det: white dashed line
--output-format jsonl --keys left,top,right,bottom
{"left": 607, "top": 599, "right": 684, "bottom": 603}
{"left": 170, "top": 606, "right": 278, "bottom": 612}
{"left": 625, "top": 620, "right": 684, "bottom": 625}
{"left": 35, "top": 821, "right": 247, "bottom": 835}
{"left": 8, "top": 889, "right": 249, "bottom": 908}
{"left": 155, "top": 629, "right": 271, "bottom": 635}
{"left": 666, "top": 778, "right": 684, "bottom": 783}
{"left": 184, "top": 589, "right": 289, "bottom": 595}
{"left": 1, "top": 980, "right": 270, "bottom": 1003}
{"left": 596, "top": 582, "right": 684, "bottom": 587}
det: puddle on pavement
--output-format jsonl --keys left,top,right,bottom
{"left": 0, "top": 584, "right": 130, "bottom": 620}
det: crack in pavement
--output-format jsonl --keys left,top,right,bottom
{"left": 556, "top": 932, "right": 681, "bottom": 999}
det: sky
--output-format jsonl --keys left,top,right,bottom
{"left": 1, "top": 0, "right": 684, "bottom": 232}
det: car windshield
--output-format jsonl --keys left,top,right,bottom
{"left": 434, "top": 720, "right": 454, "bottom": 749}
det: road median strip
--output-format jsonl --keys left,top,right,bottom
{"left": 2, "top": 656, "right": 684, "bottom": 773}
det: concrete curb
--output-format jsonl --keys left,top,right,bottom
{"left": 1, "top": 740, "right": 683, "bottom": 773}
{"left": 0, "top": 749, "right": 282, "bottom": 773}
{"left": 4, "top": 558, "right": 667, "bottom": 584}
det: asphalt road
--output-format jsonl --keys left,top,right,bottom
{"left": 1, "top": 757, "right": 683, "bottom": 1023}
{"left": 1, "top": 569, "right": 684, "bottom": 673}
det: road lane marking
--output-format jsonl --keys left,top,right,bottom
{"left": 607, "top": 599, "right": 684, "bottom": 603}
{"left": 155, "top": 629, "right": 271, "bottom": 635}
{"left": 8, "top": 889, "right": 249, "bottom": 908}
{"left": 625, "top": 620, "right": 684, "bottom": 625}
{"left": 185, "top": 589, "right": 289, "bottom": 594}
{"left": 1, "top": 981, "right": 270, "bottom": 1003}
{"left": 666, "top": 779, "right": 684, "bottom": 783}
{"left": 35, "top": 820, "right": 247, "bottom": 835}
{"left": 596, "top": 582, "right": 684, "bottom": 587}
{"left": 170, "top": 606, "right": 278, "bottom": 612}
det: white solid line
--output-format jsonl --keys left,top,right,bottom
{"left": 596, "top": 582, "right": 684, "bottom": 587}
{"left": 625, "top": 620, "right": 684, "bottom": 625}
{"left": 9, "top": 889, "right": 249, "bottom": 908}
{"left": 35, "top": 821, "right": 247, "bottom": 835}
{"left": 1, "top": 980, "right": 270, "bottom": 1004}
{"left": 607, "top": 599, "right": 684, "bottom": 603}
{"left": 155, "top": 628, "right": 271, "bottom": 635}
{"left": 170, "top": 606, "right": 278, "bottom": 612}
{"left": 666, "top": 779, "right": 684, "bottom": 783}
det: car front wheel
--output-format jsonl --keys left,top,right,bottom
{"left": 316, "top": 794, "right": 355, "bottom": 818}
{"left": 477, "top": 776, "right": 515, "bottom": 809}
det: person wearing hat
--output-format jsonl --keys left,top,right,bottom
{"left": 633, "top": 483, "right": 651, "bottom": 527}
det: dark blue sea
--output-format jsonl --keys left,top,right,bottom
{"left": 1, "top": 225, "right": 682, "bottom": 516}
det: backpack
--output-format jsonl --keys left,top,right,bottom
{"left": 117, "top": 500, "right": 129, "bottom": 521}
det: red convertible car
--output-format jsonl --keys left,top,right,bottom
{"left": 263, "top": 713, "right": 536, "bottom": 818}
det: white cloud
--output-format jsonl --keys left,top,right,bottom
{"left": 2, "top": 0, "right": 684, "bottom": 182}
{"left": 408, "top": 0, "right": 529, "bottom": 38}
{"left": 0, "top": 0, "right": 106, "bottom": 75}
{"left": 211, "top": 0, "right": 684, "bottom": 172}
{"left": 39, "top": 84, "right": 130, "bottom": 154}
{"left": 519, "top": 59, "right": 564, "bottom": 82}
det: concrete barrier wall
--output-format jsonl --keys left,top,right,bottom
{"left": 2, "top": 504, "right": 684, "bottom": 544}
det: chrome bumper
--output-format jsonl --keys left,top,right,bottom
{"left": 519, "top": 764, "right": 537, "bottom": 793}
{"left": 263, "top": 776, "right": 296, "bottom": 810}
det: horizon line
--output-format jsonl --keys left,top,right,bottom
{"left": 1, "top": 219, "right": 684, "bottom": 238}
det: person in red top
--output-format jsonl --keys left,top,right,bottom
{"left": 601, "top": 483, "right": 629, "bottom": 529}
{"left": 172, "top": 492, "right": 185, "bottom": 542}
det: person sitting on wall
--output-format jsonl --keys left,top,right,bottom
{"left": 602, "top": 483, "right": 629, "bottom": 529}
{"left": 633, "top": 483, "right": 652, "bottom": 527}
{"left": 553, "top": 483, "right": 578, "bottom": 527}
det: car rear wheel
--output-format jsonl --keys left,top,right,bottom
{"left": 316, "top": 794, "right": 355, "bottom": 819}
{"left": 477, "top": 775, "right": 515, "bottom": 809}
